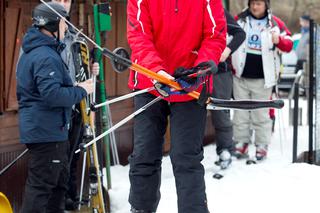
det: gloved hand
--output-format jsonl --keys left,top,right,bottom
{"left": 173, "top": 60, "right": 217, "bottom": 80}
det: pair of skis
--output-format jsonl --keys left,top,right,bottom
{"left": 71, "top": 37, "right": 107, "bottom": 212}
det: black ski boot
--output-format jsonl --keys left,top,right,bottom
{"left": 65, "top": 197, "right": 78, "bottom": 210}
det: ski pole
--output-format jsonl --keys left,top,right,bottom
{"left": 75, "top": 96, "right": 163, "bottom": 153}
{"left": 92, "top": 87, "right": 155, "bottom": 110}
{"left": 92, "top": 3, "right": 118, "bottom": 173}
{"left": 0, "top": 149, "right": 29, "bottom": 176}
{"left": 78, "top": 150, "right": 87, "bottom": 210}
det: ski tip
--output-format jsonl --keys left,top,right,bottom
{"left": 213, "top": 173, "right": 224, "bottom": 179}
{"left": 273, "top": 99, "right": 285, "bottom": 109}
{"left": 246, "top": 159, "right": 257, "bottom": 165}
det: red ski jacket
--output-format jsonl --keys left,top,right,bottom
{"left": 127, "top": 0, "right": 226, "bottom": 102}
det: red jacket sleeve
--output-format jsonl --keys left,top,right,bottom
{"left": 195, "top": 0, "right": 227, "bottom": 66}
{"left": 273, "top": 16, "right": 293, "bottom": 53}
{"left": 127, "top": 0, "right": 166, "bottom": 73}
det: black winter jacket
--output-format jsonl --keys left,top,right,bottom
{"left": 16, "top": 27, "right": 87, "bottom": 144}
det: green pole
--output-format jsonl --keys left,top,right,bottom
{"left": 223, "top": 0, "right": 230, "bottom": 11}
{"left": 93, "top": 3, "right": 112, "bottom": 189}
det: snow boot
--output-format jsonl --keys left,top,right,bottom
{"left": 216, "top": 150, "right": 232, "bottom": 169}
{"left": 256, "top": 144, "right": 268, "bottom": 161}
{"left": 233, "top": 142, "right": 249, "bottom": 159}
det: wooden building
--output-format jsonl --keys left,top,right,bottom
{"left": 0, "top": 1, "right": 215, "bottom": 212}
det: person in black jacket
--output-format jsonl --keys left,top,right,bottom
{"left": 16, "top": 2, "right": 93, "bottom": 213}
{"left": 211, "top": 9, "right": 246, "bottom": 170}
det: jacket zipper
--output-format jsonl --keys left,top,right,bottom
{"left": 175, "top": 0, "right": 178, "bottom": 13}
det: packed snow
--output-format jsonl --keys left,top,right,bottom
{"left": 105, "top": 99, "right": 320, "bottom": 213}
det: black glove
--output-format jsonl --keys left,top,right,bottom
{"left": 173, "top": 60, "right": 217, "bottom": 81}
{"left": 173, "top": 60, "right": 217, "bottom": 106}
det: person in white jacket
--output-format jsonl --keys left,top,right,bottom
{"left": 231, "top": 0, "right": 293, "bottom": 161}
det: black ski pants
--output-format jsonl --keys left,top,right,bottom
{"left": 211, "top": 70, "right": 234, "bottom": 154}
{"left": 21, "top": 141, "right": 69, "bottom": 213}
{"left": 129, "top": 93, "right": 208, "bottom": 213}
{"left": 67, "top": 108, "right": 83, "bottom": 200}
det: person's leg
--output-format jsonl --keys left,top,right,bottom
{"left": 47, "top": 142, "right": 70, "bottom": 213}
{"left": 295, "top": 59, "right": 305, "bottom": 73}
{"left": 211, "top": 71, "right": 234, "bottom": 154}
{"left": 170, "top": 101, "right": 208, "bottom": 213}
{"left": 66, "top": 108, "right": 83, "bottom": 208}
{"left": 129, "top": 93, "right": 169, "bottom": 212}
{"left": 232, "top": 77, "right": 252, "bottom": 158}
{"left": 21, "top": 142, "right": 69, "bottom": 213}
{"left": 249, "top": 79, "right": 273, "bottom": 159}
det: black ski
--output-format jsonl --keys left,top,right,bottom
{"left": 246, "top": 157, "right": 266, "bottom": 165}
{"left": 212, "top": 161, "right": 229, "bottom": 180}
{"left": 246, "top": 159, "right": 257, "bottom": 165}
{"left": 213, "top": 172, "right": 225, "bottom": 179}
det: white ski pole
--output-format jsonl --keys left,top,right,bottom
{"left": 75, "top": 96, "right": 163, "bottom": 153}
{"left": 93, "top": 87, "right": 155, "bottom": 109}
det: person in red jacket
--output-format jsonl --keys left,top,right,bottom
{"left": 231, "top": 0, "right": 293, "bottom": 161}
{"left": 127, "top": 0, "right": 226, "bottom": 212}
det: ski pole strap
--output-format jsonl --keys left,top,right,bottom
{"left": 172, "top": 60, "right": 217, "bottom": 105}
{"left": 154, "top": 82, "right": 187, "bottom": 97}
{"left": 153, "top": 75, "right": 210, "bottom": 105}
{"left": 155, "top": 60, "right": 218, "bottom": 96}
{"left": 175, "top": 75, "right": 211, "bottom": 106}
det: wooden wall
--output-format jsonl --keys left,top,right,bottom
{"left": 0, "top": 0, "right": 4, "bottom": 114}
{"left": 0, "top": 1, "right": 38, "bottom": 212}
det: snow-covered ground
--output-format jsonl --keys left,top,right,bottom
{"left": 105, "top": 99, "right": 320, "bottom": 213}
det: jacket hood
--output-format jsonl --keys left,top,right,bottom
{"left": 22, "top": 27, "right": 65, "bottom": 54}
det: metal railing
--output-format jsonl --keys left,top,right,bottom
{"left": 290, "top": 70, "right": 304, "bottom": 162}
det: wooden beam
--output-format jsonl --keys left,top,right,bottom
{"left": 4, "top": 8, "right": 20, "bottom": 111}
{"left": 0, "top": 0, "right": 5, "bottom": 113}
